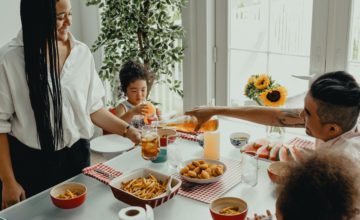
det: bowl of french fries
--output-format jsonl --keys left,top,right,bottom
{"left": 179, "top": 159, "right": 226, "bottom": 184}
{"left": 109, "top": 168, "right": 182, "bottom": 208}
{"left": 50, "top": 182, "right": 87, "bottom": 209}
{"left": 210, "top": 197, "right": 248, "bottom": 220}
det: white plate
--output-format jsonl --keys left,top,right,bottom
{"left": 179, "top": 159, "right": 226, "bottom": 184}
{"left": 90, "top": 134, "right": 134, "bottom": 154}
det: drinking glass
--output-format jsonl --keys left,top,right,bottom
{"left": 241, "top": 154, "right": 258, "bottom": 187}
{"left": 141, "top": 125, "right": 160, "bottom": 160}
{"left": 167, "top": 136, "right": 183, "bottom": 170}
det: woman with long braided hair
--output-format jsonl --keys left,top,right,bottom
{"left": 0, "top": 0, "right": 140, "bottom": 209}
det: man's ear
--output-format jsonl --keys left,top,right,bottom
{"left": 326, "top": 123, "right": 343, "bottom": 138}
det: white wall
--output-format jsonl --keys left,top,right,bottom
{"left": 0, "top": 0, "right": 21, "bottom": 47}
{"left": 0, "top": 0, "right": 102, "bottom": 69}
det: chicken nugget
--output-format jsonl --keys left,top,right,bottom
{"left": 194, "top": 167, "right": 201, "bottom": 174}
{"left": 200, "top": 170, "right": 210, "bottom": 179}
{"left": 198, "top": 160, "right": 206, "bottom": 164}
{"left": 215, "top": 166, "right": 224, "bottom": 176}
{"left": 188, "top": 170, "right": 197, "bottom": 178}
{"left": 180, "top": 167, "right": 189, "bottom": 175}
{"left": 192, "top": 160, "right": 200, "bottom": 167}
{"left": 187, "top": 163, "right": 196, "bottom": 170}
{"left": 199, "top": 163, "right": 209, "bottom": 170}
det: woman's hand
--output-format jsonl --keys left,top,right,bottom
{"left": 125, "top": 126, "right": 141, "bottom": 145}
{"left": 2, "top": 180, "right": 26, "bottom": 209}
{"left": 185, "top": 107, "right": 216, "bottom": 131}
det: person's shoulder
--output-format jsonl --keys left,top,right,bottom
{"left": 70, "top": 33, "right": 92, "bottom": 54}
{"left": 0, "top": 41, "right": 23, "bottom": 65}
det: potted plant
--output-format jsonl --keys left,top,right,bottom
{"left": 85, "top": 0, "right": 186, "bottom": 104}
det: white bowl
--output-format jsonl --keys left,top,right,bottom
{"left": 180, "top": 159, "right": 226, "bottom": 184}
{"left": 230, "top": 132, "right": 250, "bottom": 148}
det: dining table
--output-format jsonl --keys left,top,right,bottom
{"left": 0, "top": 117, "right": 313, "bottom": 220}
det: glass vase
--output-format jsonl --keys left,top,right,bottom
{"left": 265, "top": 125, "right": 285, "bottom": 141}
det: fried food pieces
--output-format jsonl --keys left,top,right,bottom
{"left": 219, "top": 206, "right": 241, "bottom": 215}
{"left": 57, "top": 189, "right": 81, "bottom": 199}
{"left": 180, "top": 160, "right": 224, "bottom": 179}
{"left": 120, "top": 174, "right": 168, "bottom": 199}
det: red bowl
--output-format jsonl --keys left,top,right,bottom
{"left": 267, "top": 161, "right": 290, "bottom": 184}
{"left": 210, "top": 197, "right": 248, "bottom": 220}
{"left": 50, "top": 182, "right": 87, "bottom": 209}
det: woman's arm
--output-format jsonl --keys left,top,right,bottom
{"left": 186, "top": 106, "right": 305, "bottom": 131}
{"left": 0, "top": 134, "right": 26, "bottom": 209}
{"left": 91, "top": 108, "right": 141, "bottom": 144}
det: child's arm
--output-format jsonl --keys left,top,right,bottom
{"left": 115, "top": 103, "right": 148, "bottom": 123}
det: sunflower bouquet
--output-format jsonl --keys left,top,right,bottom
{"left": 244, "top": 74, "right": 287, "bottom": 107}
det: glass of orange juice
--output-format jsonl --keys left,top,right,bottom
{"left": 141, "top": 125, "right": 160, "bottom": 160}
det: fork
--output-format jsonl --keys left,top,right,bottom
{"left": 93, "top": 168, "right": 115, "bottom": 180}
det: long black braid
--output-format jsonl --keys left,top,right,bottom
{"left": 20, "top": 0, "right": 63, "bottom": 152}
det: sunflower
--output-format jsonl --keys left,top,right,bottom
{"left": 259, "top": 86, "right": 287, "bottom": 107}
{"left": 254, "top": 74, "right": 270, "bottom": 90}
{"left": 247, "top": 76, "right": 255, "bottom": 85}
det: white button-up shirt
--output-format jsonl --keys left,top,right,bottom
{"left": 0, "top": 31, "right": 105, "bottom": 150}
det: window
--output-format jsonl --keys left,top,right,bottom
{"left": 214, "top": 0, "right": 354, "bottom": 107}
{"left": 228, "top": 0, "right": 313, "bottom": 106}
{"left": 348, "top": 0, "right": 360, "bottom": 81}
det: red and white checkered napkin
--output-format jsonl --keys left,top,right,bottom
{"left": 176, "top": 131, "right": 199, "bottom": 142}
{"left": 173, "top": 158, "right": 242, "bottom": 204}
{"left": 82, "top": 163, "right": 122, "bottom": 185}
{"left": 286, "top": 137, "right": 315, "bottom": 150}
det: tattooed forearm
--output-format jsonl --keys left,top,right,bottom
{"left": 276, "top": 109, "right": 305, "bottom": 127}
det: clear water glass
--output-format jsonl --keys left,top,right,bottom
{"left": 241, "top": 154, "right": 258, "bottom": 187}
{"left": 167, "top": 143, "right": 183, "bottom": 171}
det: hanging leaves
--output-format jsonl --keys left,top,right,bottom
{"left": 85, "top": 0, "right": 186, "bottom": 99}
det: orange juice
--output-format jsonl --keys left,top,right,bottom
{"left": 161, "top": 116, "right": 218, "bottom": 133}
{"left": 203, "top": 131, "right": 220, "bottom": 160}
{"left": 144, "top": 103, "right": 157, "bottom": 125}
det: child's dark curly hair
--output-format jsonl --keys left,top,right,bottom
{"left": 119, "top": 60, "right": 149, "bottom": 95}
{"left": 276, "top": 150, "right": 360, "bottom": 220}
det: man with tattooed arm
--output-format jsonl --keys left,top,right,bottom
{"left": 186, "top": 71, "right": 360, "bottom": 161}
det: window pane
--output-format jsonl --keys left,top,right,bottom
{"left": 347, "top": 0, "right": 360, "bottom": 81}
{"left": 229, "top": 0, "right": 313, "bottom": 106}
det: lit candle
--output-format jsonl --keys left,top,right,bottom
{"left": 203, "top": 131, "right": 220, "bottom": 160}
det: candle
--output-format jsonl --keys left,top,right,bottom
{"left": 203, "top": 131, "right": 220, "bottom": 160}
